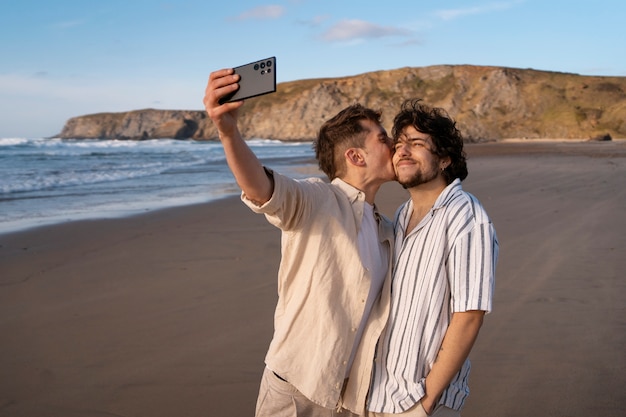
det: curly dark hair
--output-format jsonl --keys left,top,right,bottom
{"left": 392, "top": 99, "right": 467, "bottom": 183}
{"left": 314, "top": 104, "right": 383, "bottom": 180}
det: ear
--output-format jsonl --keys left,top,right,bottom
{"left": 440, "top": 156, "right": 452, "bottom": 171}
{"left": 345, "top": 148, "right": 366, "bottom": 167}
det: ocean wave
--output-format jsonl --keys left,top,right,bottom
{"left": 0, "top": 138, "right": 316, "bottom": 234}
{"left": 0, "top": 137, "right": 31, "bottom": 146}
{"left": 0, "top": 157, "right": 217, "bottom": 194}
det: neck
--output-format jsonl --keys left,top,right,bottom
{"left": 407, "top": 177, "right": 448, "bottom": 211}
{"left": 402, "top": 179, "right": 447, "bottom": 234}
{"left": 356, "top": 182, "right": 381, "bottom": 204}
{"left": 341, "top": 174, "right": 384, "bottom": 205}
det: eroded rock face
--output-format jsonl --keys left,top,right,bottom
{"left": 57, "top": 65, "right": 626, "bottom": 141}
{"left": 59, "top": 109, "right": 210, "bottom": 140}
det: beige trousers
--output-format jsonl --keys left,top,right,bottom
{"left": 255, "top": 367, "right": 357, "bottom": 417}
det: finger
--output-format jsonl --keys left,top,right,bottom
{"left": 204, "top": 83, "right": 240, "bottom": 109}
{"left": 204, "top": 83, "right": 232, "bottom": 107}
{"left": 224, "top": 100, "right": 245, "bottom": 111}
{"left": 208, "top": 68, "right": 234, "bottom": 82}
{"left": 206, "top": 71, "right": 241, "bottom": 104}
{"left": 208, "top": 68, "right": 240, "bottom": 90}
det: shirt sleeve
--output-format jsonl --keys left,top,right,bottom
{"left": 448, "top": 219, "right": 498, "bottom": 313}
{"left": 241, "top": 170, "right": 327, "bottom": 231}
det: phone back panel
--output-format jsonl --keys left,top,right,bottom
{"left": 222, "top": 57, "right": 276, "bottom": 103}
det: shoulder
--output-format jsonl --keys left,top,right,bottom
{"left": 446, "top": 186, "right": 490, "bottom": 223}
{"left": 269, "top": 172, "right": 357, "bottom": 212}
{"left": 442, "top": 188, "right": 494, "bottom": 242}
{"left": 272, "top": 171, "right": 329, "bottom": 195}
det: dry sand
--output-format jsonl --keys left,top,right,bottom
{"left": 1, "top": 141, "right": 625, "bottom": 417}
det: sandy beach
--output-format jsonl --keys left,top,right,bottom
{"left": 1, "top": 141, "right": 625, "bottom": 417}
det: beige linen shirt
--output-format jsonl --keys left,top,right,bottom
{"left": 242, "top": 170, "right": 393, "bottom": 412}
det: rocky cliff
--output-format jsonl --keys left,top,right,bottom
{"left": 57, "top": 65, "right": 626, "bottom": 141}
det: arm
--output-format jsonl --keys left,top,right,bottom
{"left": 420, "top": 310, "right": 485, "bottom": 414}
{"left": 203, "top": 69, "right": 274, "bottom": 205}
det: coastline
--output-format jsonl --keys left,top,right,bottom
{"left": 1, "top": 141, "right": 625, "bottom": 416}
{"left": 0, "top": 138, "right": 317, "bottom": 237}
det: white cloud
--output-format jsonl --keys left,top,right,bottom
{"left": 391, "top": 38, "right": 423, "bottom": 47}
{"left": 436, "top": 0, "right": 524, "bottom": 21}
{"left": 234, "top": 5, "right": 285, "bottom": 20}
{"left": 297, "top": 14, "right": 331, "bottom": 28}
{"left": 320, "top": 19, "right": 411, "bottom": 42}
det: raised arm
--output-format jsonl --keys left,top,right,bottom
{"left": 203, "top": 69, "right": 274, "bottom": 205}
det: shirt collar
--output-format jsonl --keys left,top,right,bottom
{"left": 331, "top": 178, "right": 388, "bottom": 235}
{"left": 399, "top": 178, "right": 462, "bottom": 233}
{"left": 330, "top": 177, "right": 384, "bottom": 216}
{"left": 432, "top": 178, "right": 463, "bottom": 211}
{"left": 331, "top": 177, "right": 366, "bottom": 204}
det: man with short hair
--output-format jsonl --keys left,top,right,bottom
{"left": 204, "top": 68, "right": 396, "bottom": 417}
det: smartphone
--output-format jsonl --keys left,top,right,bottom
{"left": 219, "top": 57, "right": 276, "bottom": 104}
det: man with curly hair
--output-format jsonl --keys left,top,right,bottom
{"left": 363, "top": 99, "right": 499, "bottom": 417}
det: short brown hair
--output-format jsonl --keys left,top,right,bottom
{"left": 314, "top": 104, "right": 383, "bottom": 180}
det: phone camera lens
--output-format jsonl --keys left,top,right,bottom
{"left": 260, "top": 62, "right": 266, "bottom": 69}
{"left": 254, "top": 64, "right": 259, "bottom": 70}
{"left": 267, "top": 60, "right": 272, "bottom": 67}
{"left": 267, "top": 68, "right": 272, "bottom": 73}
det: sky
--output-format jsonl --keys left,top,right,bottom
{"left": 1, "top": 0, "right": 625, "bottom": 138}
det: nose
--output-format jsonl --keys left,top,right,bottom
{"left": 394, "top": 140, "right": 410, "bottom": 155}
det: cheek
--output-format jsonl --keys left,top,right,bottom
{"left": 380, "top": 146, "right": 392, "bottom": 162}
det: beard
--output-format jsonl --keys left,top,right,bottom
{"left": 396, "top": 160, "right": 440, "bottom": 189}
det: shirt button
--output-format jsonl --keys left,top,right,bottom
{"left": 351, "top": 327, "right": 357, "bottom": 332}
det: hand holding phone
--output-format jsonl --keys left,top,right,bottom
{"left": 219, "top": 57, "right": 277, "bottom": 104}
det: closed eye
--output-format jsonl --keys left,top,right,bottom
{"left": 395, "top": 138, "right": 430, "bottom": 150}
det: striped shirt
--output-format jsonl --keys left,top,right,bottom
{"left": 368, "top": 179, "right": 498, "bottom": 413}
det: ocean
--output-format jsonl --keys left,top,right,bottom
{"left": 0, "top": 137, "right": 317, "bottom": 235}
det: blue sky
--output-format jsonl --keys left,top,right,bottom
{"left": 1, "top": 0, "right": 625, "bottom": 138}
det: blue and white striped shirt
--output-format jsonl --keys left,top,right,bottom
{"left": 368, "top": 179, "right": 498, "bottom": 413}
